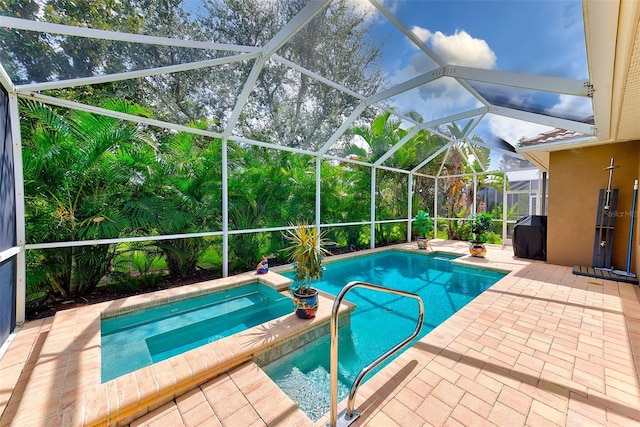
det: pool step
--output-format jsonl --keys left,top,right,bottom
{"left": 102, "top": 285, "right": 287, "bottom": 335}
{"left": 145, "top": 296, "right": 291, "bottom": 361}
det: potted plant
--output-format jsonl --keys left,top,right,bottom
{"left": 469, "top": 212, "right": 493, "bottom": 257}
{"left": 283, "top": 222, "right": 332, "bottom": 319}
{"left": 413, "top": 210, "right": 434, "bottom": 249}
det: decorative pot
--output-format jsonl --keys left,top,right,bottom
{"left": 469, "top": 242, "right": 487, "bottom": 258}
{"left": 416, "top": 237, "right": 429, "bottom": 249}
{"left": 293, "top": 288, "right": 319, "bottom": 319}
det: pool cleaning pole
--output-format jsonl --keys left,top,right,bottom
{"left": 626, "top": 179, "right": 638, "bottom": 275}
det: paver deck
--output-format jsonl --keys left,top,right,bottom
{"left": 1, "top": 240, "right": 639, "bottom": 426}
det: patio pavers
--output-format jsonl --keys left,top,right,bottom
{"left": 1, "top": 240, "right": 640, "bottom": 426}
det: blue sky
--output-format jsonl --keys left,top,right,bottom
{"left": 357, "top": 0, "right": 591, "bottom": 148}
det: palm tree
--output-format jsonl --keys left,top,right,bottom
{"left": 151, "top": 123, "right": 223, "bottom": 277}
{"left": 22, "top": 99, "right": 158, "bottom": 296}
{"left": 345, "top": 111, "right": 443, "bottom": 242}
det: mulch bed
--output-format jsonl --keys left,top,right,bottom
{"left": 24, "top": 244, "right": 373, "bottom": 321}
{"left": 25, "top": 268, "right": 226, "bottom": 321}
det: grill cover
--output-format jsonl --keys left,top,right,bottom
{"left": 513, "top": 215, "right": 547, "bottom": 260}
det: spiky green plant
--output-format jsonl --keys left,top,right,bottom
{"left": 283, "top": 223, "right": 331, "bottom": 295}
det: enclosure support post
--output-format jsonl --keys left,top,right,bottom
{"left": 434, "top": 177, "right": 439, "bottom": 239}
{"left": 370, "top": 167, "right": 376, "bottom": 249}
{"left": 316, "top": 156, "right": 322, "bottom": 234}
{"left": 473, "top": 175, "right": 477, "bottom": 215}
{"left": 222, "top": 139, "right": 229, "bottom": 277}
{"left": 541, "top": 171, "right": 547, "bottom": 215}
{"left": 9, "top": 92, "right": 25, "bottom": 324}
{"left": 502, "top": 175, "right": 508, "bottom": 244}
{"left": 407, "top": 174, "right": 413, "bottom": 242}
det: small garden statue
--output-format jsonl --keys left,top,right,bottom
{"left": 256, "top": 255, "right": 269, "bottom": 274}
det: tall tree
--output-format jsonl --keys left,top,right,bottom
{"left": 200, "top": 0, "right": 383, "bottom": 148}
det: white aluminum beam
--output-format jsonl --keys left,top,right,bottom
{"left": 370, "top": 167, "right": 376, "bottom": 248}
{"left": 437, "top": 145, "right": 452, "bottom": 176}
{"left": 377, "top": 164, "right": 411, "bottom": 174}
{"left": 472, "top": 175, "right": 477, "bottom": 215}
{"left": 407, "top": 173, "right": 413, "bottom": 242}
{"left": 367, "top": 67, "right": 444, "bottom": 105}
{"left": 0, "top": 16, "right": 260, "bottom": 53}
{"left": 316, "top": 102, "right": 368, "bottom": 155}
{"left": 434, "top": 177, "right": 439, "bottom": 239}
{"left": 489, "top": 105, "right": 596, "bottom": 135}
{"left": 24, "top": 92, "right": 345, "bottom": 161}
{"left": 25, "top": 93, "right": 326, "bottom": 161}
{"left": 273, "top": 54, "right": 366, "bottom": 101}
{"left": 423, "top": 107, "right": 488, "bottom": 130}
{"left": 26, "top": 231, "right": 223, "bottom": 250}
{"left": 452, "top": 142, "right": 475, "bottom": 174}
{"left": 502, "top": 176, "right": 508, "bottom": 243}
{"left": 444, "top": 65, "right": 591, "bottom": 96}
{"left": 0, "top": 63, "right": 15, "bottom": 93}
{"left": 21, "top": 92, "right": 225, "bottom": 137}
{"left": 223, "top": 0, "right": 330, "bottom": 140}
{"left": 17, "top": 53, "right": 259, "bottom": 92}
{"left": 369, "top": 0, "right": 442, "bottom": 65}
{"left": 374, "top": 126, "right": 422, "bottom": 166}
{"left": 222, "top": 59, "right": 263, "bottom": 140}
{"left": 261, "top": 1, "right": 331, "bottom": 56}
{"left": 322, "top": 154, "right": 373, "bottom": 168}
{"left": 0, "top": 247, "right": 20, "bottom": 263}
{"left": 465, "top": 140, "right": 486, "bottom": 173}
{"left": 222, "top": 138, "right": 229, "bottom": 277}
{"left": 321, "top": 221, "right": 370, "bottom": 228}
{"left": 368, "top": 0, "right": 493, "bottom": 110}
{"left": 315, "top": 156, "right": 321, "bottom": 228}
{"left": 411, "top": 144, "right": 451, "bottom": 173}
{"left": 9, "top": 93, "right": 26, "bottom": 324}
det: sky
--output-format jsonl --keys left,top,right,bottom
{"left": 354, "top": 0, "right": 591, "bottom": 151}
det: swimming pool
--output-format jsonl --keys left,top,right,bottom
{"left": 262, "top": 250, "right": 505, "bottom": 420}
{"left": 101, "top": 282, "right": 291, "bottom": 382}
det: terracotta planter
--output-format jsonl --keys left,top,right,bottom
{"left": 293, "top": 288, "right": 319, "bottom": 319}
{"left": 469, "top": 242, "right": 487, "bottom": 257}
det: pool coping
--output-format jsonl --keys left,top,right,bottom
{"left": 4, "top": 270, "right": 354, "bottom": 426}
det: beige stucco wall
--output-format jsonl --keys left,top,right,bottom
{"left": 547, "top": 141, "right": 640, "bottom": 271}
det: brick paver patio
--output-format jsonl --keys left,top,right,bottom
{"left": 1, "top": 240, "right": 639, "bottom": 426}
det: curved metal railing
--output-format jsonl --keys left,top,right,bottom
{"left": 328, "top": 281, "right": 424, "bottom": 427}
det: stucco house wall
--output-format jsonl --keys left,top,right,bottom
{"left": 547, "top": 141, "right": 640, "bottom": 272}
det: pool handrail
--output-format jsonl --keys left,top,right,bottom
{"left": 328, "top": 280, "right": 425, "bottom": 427}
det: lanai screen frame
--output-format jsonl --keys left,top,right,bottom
{"left": 0, "top": 1, "right": 595, "bottom": 325}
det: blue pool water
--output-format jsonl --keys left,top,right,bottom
{"left": 101, "top": 283, "right": 291, "bottom": 382}
{"left": 263, "top": 250, "right": 505, "bottom": 420}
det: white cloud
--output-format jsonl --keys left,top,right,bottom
{"left": 411, "top": 27, "right": 497, "bottom": 69}
{"left": 385, "top": 27, "right": 495, "bottom": 121}
{"left": 547, "top": 94, "right": 592, "bottom": 120}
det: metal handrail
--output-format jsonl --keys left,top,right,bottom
{"left": 328, "top": 281, "right": 424, "bottom": 427}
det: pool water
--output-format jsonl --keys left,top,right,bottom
{"left": 262, "top": 250, "right": 505, "bottom": 420}
{"left": 101, "top": 283, "right": 291, "bottom": 382}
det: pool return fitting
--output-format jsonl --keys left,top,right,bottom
{"left": 328, "top": 281, "right": 425, "bottom": 427}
